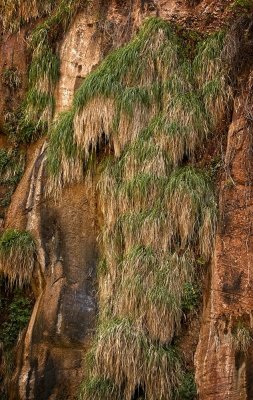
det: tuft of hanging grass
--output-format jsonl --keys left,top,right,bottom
{"left": 72, "top": 17, "right": 184, "bottom": 159}
{"left": 0, "top": 229, "right": 36, "bottom": 288}
{"left": 193, "top": 31, "right": 232, "bottom": 128}
{"left": 118, "top": 173, "right": 167, "bottom": 214}
{"left": 22, "top": 0, "right": 84, "bottom": 140}
{"left": 232, "top": 323, "right": 252, "bottom": 352}
{"left": 0, "top": 0, "right": 54, "bottom": 33}
{"left": 23, "top": 89, "right": 56, "bottom": 130}
{"left": 86, "top": 317, "right": 183, "bottom": 400}
{"left": 121, "top": 126, "right": 171, "bottom": 179}
{"left": 0, "top": 149, "right": 25, "bottom": 186}
{"left": 115, "top": 248, "right": 195, "bottom": 343}
{"left": 120, "top": 205, "right": 169, "bottom": 252}
{"left": 80, "top": 376, "right": 121, "bottom": 400}
{"left": 165, "top": 166, "right": 216, "bottom": 257}
{"left": 46, "top": 110, "right": 83, "bottom": 196}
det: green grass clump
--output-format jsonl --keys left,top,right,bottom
{"left": 182, "top": 282, "right": 201, "bottom": 312}
{"left": 0, "top": 148, "right": 24, "bottom": 212}
{"left": 114, "top": 249, "right": 195, "bottom": 343}
{"left": 0, "top": 229, "right": 36, "bottom": 288}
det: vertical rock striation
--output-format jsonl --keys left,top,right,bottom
{"left": 195, "top": 72, "right": 253, "bottom": 399}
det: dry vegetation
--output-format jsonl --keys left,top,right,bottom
{"left": 0, "top": 229, "right": 35, "bottom": 288}
{"left": 46, "top": 17, "right": 232, "bottom": 400}
{"left": 0, "top": 0, "right": 54, "bottom": 33}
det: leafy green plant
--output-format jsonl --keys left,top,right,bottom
{"left": 0, "top": 285, "right": 33, "bottom": 392}
{"left": 0, "top": 229, "right": 36, "bottom": 287}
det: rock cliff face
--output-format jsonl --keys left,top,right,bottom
{"left": 0, "top": 1, "right": 252, "bottom": 399}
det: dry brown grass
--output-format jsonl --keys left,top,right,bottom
{"left": 0, "top": 0, "right": 54, "bottom": 33}
{"left": 89, "top": 318, "right": 182, "bottom": 400}
{"left": 114, "top": 249, "right": 195, "bottom": 343}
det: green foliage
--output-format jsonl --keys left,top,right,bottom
{"left": 4, "top": 109, "right": 40, "bottom": 144}
{"left": 182, "top": 283, "right": 200, "bottom": 312}
{"left": 166, "top": 166, "right": 216, "bottom": 255}
{"left": 73, "top": 17, "right": 182, "bottom": 111}
{"left": 0, "top": 148, "right": 25, "bottom": 214}
{"left": 80, "top": 377, "right": 121, "bottom": 400}
{"left": 0, "top": 229, "right": 35, "bottom": 256}
{"left": 209, "top": 155, "right": 222, "bottom": 178}
{"left": 47, "top": 17, "right": 226, "bottom": 400}
{"left": 18, "top": 0, "right": 83, "bottom": 143}
{"left": 178, "top": 371, "right": 197, "bottom": 399}
{"left": 1, "top": 289, "right": 32, "bottom": 348}
{"left": 231, "top": 0, "right": 253, "bottom": 11}
{"left": 0, "top": 280, "right": 33, "bottom": 395}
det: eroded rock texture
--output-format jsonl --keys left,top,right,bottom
{"left": 195, "top": 73, "right": 253, "bottom": 399}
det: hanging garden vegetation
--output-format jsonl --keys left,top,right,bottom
{"left": 46, "top": 16, "right": 231, "bottom": 400}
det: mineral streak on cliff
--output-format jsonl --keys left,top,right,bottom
{"left": 0, "top": 1, "right": 252, "bottom": 399}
